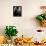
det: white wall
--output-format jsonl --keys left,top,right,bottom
{"left": 0, "top": 0, "right": 46, "bottom": 39}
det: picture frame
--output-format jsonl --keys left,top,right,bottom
{"left": 13, "top": 6, "right": 22, "bottom": 17}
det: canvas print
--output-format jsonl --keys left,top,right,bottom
{"left": 1, "top": 0, "right": 46, "bottom": 46}
{"left": 13, "top": 6, "right": 22, "bottom": 17}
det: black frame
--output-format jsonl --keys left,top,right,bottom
{"left": 13, "top": 6, "right": 22, "bottom": 17}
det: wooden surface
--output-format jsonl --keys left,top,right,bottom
{"left": 14, "top": 43, "right": 46, "bottom": 46}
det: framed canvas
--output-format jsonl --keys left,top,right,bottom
{"left": 13, "top": 6, "right": 22, "bottom": 17}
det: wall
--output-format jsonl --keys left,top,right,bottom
{"left": 0, "top": 0, "right": 46, "bottom": 40}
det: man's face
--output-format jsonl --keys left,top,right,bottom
{"left": 41, "top": 8, "right": 46, "bottom": 14}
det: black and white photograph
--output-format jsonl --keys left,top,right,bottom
{"left": 13, "top": 6, "right": 22, "bottom": 17}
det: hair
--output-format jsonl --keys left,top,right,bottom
{"left": 40, "top": 6, "right": 46, "bottom": 9}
